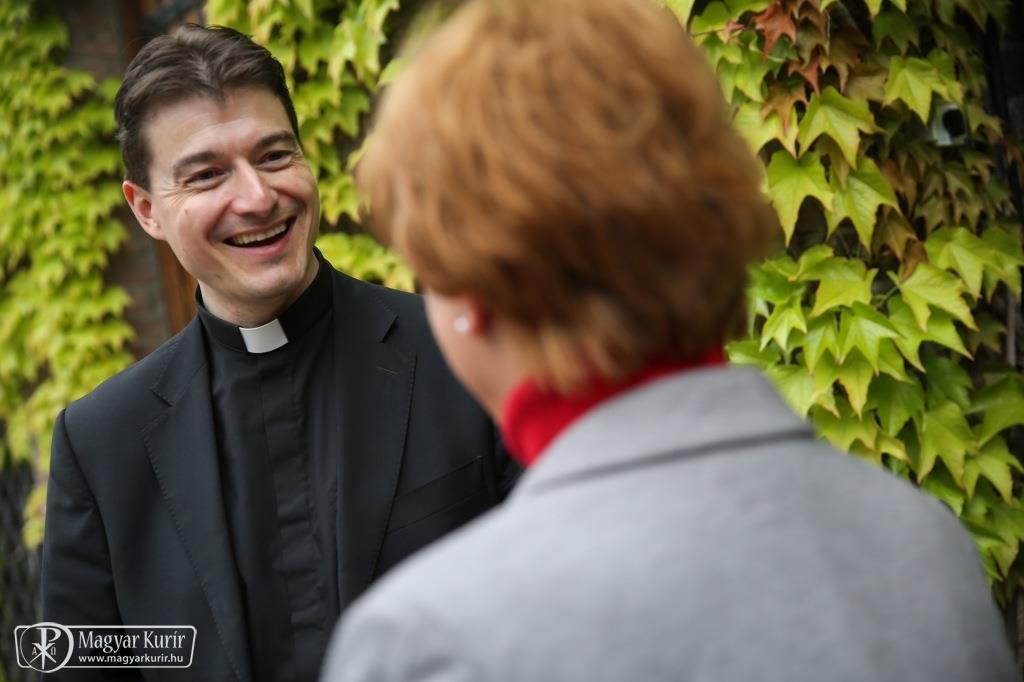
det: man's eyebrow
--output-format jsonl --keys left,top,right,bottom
{"left": 170, "top": 132, "right": 298, "bottom": 181}
{"left": 171, "top": 151, "right": 218, "bottom": 180}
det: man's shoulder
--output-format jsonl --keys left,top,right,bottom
{"left": 63, "top": 323, "right": 190, "bottom": 434}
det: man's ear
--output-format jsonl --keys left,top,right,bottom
{"left": 122, "top": 180, "right": 164, "bottom": 240}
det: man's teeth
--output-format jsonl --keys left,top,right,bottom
{"left": 228, "top": 222, "right": 289, "bottom": 246}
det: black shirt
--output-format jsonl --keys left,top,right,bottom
{"left": 198, "top": 252, "right": 339, "bottom": 682}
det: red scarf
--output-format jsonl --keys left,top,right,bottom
{"left": 500, "top": 349, "right": 725, "bottom": 467}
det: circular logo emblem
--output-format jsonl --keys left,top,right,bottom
{"left": 17, "top": 622, "right": 73, "bottom": 672}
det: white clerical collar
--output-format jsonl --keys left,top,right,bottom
{"left": 238, "top": 319, "right": 289, "bottom": 354}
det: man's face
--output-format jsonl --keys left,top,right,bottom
{"left": 124, "top": 86, "right": 320, "bottom": 322}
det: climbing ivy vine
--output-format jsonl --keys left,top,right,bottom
{"left": 205, "top": 0, "right": 1023, "bottom": 599}
{"left": 1, "top": 1, "right": 132, "bottom": 547}
{"left": 674, "top": 0, "right": 1024, "bottom": 599}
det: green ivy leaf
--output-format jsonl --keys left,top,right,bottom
{"left": 868, "top": 374, "right": 924, "bottom": 434}
{"left": 766, "top": 151, "right": 835, "bottom": 244}
{"left": 806, "top": 258, "right": 875, "bottom": 317}
{"left": 917, "top": 401, "right": 973, "bottom": 484}
{"left": 837, "top": 303, "right": 900, "bottom": 368}
{"left": 827, "top": 157, "right": 898, "bottom": 248}
{"left": 766, "top": 363, "right": 816, "bottom": 416}
{"left": 925, "top": 227, "right": 999, "bottom": 298}
{"left": 802, "top": 314, "right": 839, "bottom": 372}
{"left": 964, "top": 436, "right": 1022, "bottom": 502}
{"left": 921, "top": 468, "right": 966, "bottom": 516}
{"left": 883, "top": 56, "right": 949, "bottom": 123}
{"left": 836, "top": 350, "right": 875, "bottom": 415}
{"left": 797, "top": 87, "right": 878, "bottom": 165}
{"left": 891, "top": 263, "right": 976, "bottom": 330}
{"left": 726, "top": 338, "right": 781, "bottom": 366}
{"left": 812, "top": 398, "right": 878, "bottom": 452}
{"left": 733, "top": 100, "right": 796, "bottom": 155}
{"left": 748, "top": 262, "right": 804, "bottom": 304}
{"left": 922, "top": 353, "right": 972, "bottom": 410}
{"left": 872, "top": 9, "right": 919, "bottom": 52}
{"left": 969, "top": 375, "right": 1024, "bottom": 446}
{"left": 980, "top": 227, "right": 1024, "bottom": 299}
{"left": 760, "top": 298, "right": 807, "bottom": 351}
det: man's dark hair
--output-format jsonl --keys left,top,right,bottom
{"left": 115, "top": 24, "right": 300, "bottom": 189}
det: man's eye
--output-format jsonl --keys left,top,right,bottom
{"left": 187, "top": 169, "right": 221, "bottom": 185}
{"left": 262, "top": 150, "right": 294, "bottom": 165}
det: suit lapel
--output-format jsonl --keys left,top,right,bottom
{"left": 329, "top": 271, "right": 416, "bottom": 609}
{"left": 142, "top": 320, "right": 252, "bottom": 682}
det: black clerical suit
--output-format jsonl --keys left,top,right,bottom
{"left": 41, "top": 255, "right": 518, "bottom": 682}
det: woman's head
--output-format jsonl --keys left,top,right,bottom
{"left": 359, "top": 0, "right": 776, "bottom": 398}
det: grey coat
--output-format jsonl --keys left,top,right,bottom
{"left": 323, "top": 366, "right": 1017, "bottom": 682}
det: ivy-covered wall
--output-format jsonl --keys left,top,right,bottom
{"left": 0, "top": 0, "right": 133, "bottom": 547}
{"left": 205, "top": 0, "right": 1024, "bottom": 605}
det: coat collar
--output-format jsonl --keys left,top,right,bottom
{"left": 514, "top": 365, "right": 815, "bottom": 498}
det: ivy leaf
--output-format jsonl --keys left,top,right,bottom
{"left": 876, "top": 339, "right": 908, "bottom": 380}
{"left": 761, "top": 78, "right": 808, "bottom": 134}
{"left": 766, "top": 363, "right": 816, "bottom": 416}
{"left": 964, "top": 311, "right": 1005, "bottom": 355}
{"left": 891, "top": 263, "right": 976, "bottom": 330}
{"left": 747, "top": 263, "right": 804, "bottom": 304}
{"left": 827, "top": 157, "right": 898, "bottom": 248}
{"left": 726, "top": 338, "right": 781, "bottom": 366}
{"left": 921, "top": 468, "right": 966, "bottom": 516}
{"left": 796, "top": 86, "right": 878, "bottom": 165}
{"left": 733, "top": 100, "right": 796, "bottom": 155}
{"left": 964, "top": 436, "right": 1023, "bottom": 502}
{"left": 760, "top": 298, "right": 807, "bottom": 351}
{"left": 803, "top": 314, "right": 839, "bottom": 372}
{"left": 754, "top": 2, "right": 798, "bottom": 56}
{"left": 917, "top": 401, "right": 973, "bottom": 484}
{"left": 846, "top": 62, "right": 889, "bottom": 103}
{"left": 666, "top": 0, "right": 697, "bottom": 24}
{"left": 883, "top": 56, "right": 948, "bottom": 123}
{"left": 872, "top": 9, "right": 919, "bottom": 52}
{"left": 837, "top": 303, "right": 899, "bottom": 368}
{"left": 806, "top": 258, "right": 875, "bottom": 317}
{"left": 924, "top": 227, "right": 995, "bottom": 298}
{"left": 812, "top": 399, "right": 878, "bottom": 451}
{"left": 766, "top": 151, "right": 835, "bottom": 244}
{"left": 691, "top": 2, "right": 731, "bottom": 33}
{"left": 981, "top": 227, "right": 1024, "bottom": 299}
{"left": 921, "top": 310, "right": 970, "bottom": 358}
{"left": 791, "top": 245, "right": 835, "bottom": 281}
{"left": 922, "top": 353, "right": 972, "bottom": 410}
{"left": 868, "top": 374, "right": 924, "bottom": 434}
{"left": 969, "top": 375, "right": 1024, "bottom": 445}
{"left": 836, "top": 350, "right": 875, "bottom": 415}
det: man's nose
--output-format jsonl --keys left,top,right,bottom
{"left": 230, "top": 162, "right": 277, "bottom": 216}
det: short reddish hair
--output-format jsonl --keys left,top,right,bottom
{"left": 359, "top": 0, "right": 775, "bottom": 392}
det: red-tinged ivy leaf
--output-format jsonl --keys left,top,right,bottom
{"left": 890, "top": 262, "right": 976, "bottom": 330}
{"left": 726, "top": 338, "right": 781, "bottom": 366}
{"left": 754, "top": 1, "right": 798, "bottom": 56}
{"left": 819, "top": 22, "right": 866, "bottom": 92}
{"left": 788, "top": 52, "right": 822, "bottom": 93}
{"left": 878, "top": 159, "right": 918, "bottom": 207}
{"left": 874, "top": 209, "right": 918, "bottom": 261}
{"left": 726, "top": 0, "right": 775, "bottom": 17}
{"left": 969, "top": 375, "right": 1024, "bottom": 445}
{"left": 760, "top": 298, "right": 807, "bottom": 351}
{"left": 733, "top": 100, "right": 796, "bottom": 154}
{"left": 964, "top": 311, "right": 1005, "bottom": 355}
{"left": 827, "top": 157, "right": 899, "bottom": 248}
{"left": 761, "top": 78, "right": 808, "bottom": 134}
{"left": 917, "top": 400, "right": 973, "bottom": 485}
{"left": 766, "top": 150, "right": 835, "bottom": 243}
{"left": 884, "top": 56, "right": 950, "bottom": 123}
{"left": 965, "top": 436, "right": 1022, "bottom": 502}
{"left": 912, "top": 195, "right": 950, "bottom": 235}
{"left": 961, "top": 150, "right": 994, "bottom": 184}
{"left": 836, "top": 349, "right": 875, "bottom": 414}
{"left": 766, "top": 363, "right": 816, "bottom": 416}
{"left": 845, "top": 62, "right": 888, "bottom": 103}
{"left": 868, "top": 373, "right": 924, "bottom": 435}
{"left": 837, "top": 302, "right": 900, "bottom": 368}
{"left": 922, "top": 353, "right": 973, "bottom": 410}
{"left": 980, "top": 227, "right": 1024, "bottom": 299}
{"left": 802, "top": 313, "right": 839, "bottom": 372}
{"left": 805, "top": 258, "right": 875, "bottom": 317}
{"left": 872, "top": 9, "right": 919, "bottom": 52}
{"left": 811, "top": 398, "right": 878, "bottom": 451}
{"left": 796, "top": 86, "right": 878, "bottom": 165}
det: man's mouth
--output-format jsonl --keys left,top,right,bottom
{"left": 225, "top": 217, "right": 295, "bottom": 248}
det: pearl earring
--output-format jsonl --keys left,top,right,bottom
{"left": 453, "top": 316, "right": 471, "bottom": 334}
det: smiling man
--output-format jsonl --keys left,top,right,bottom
{"left": 41, "top": 26, "right": 517, "bottom": 682}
